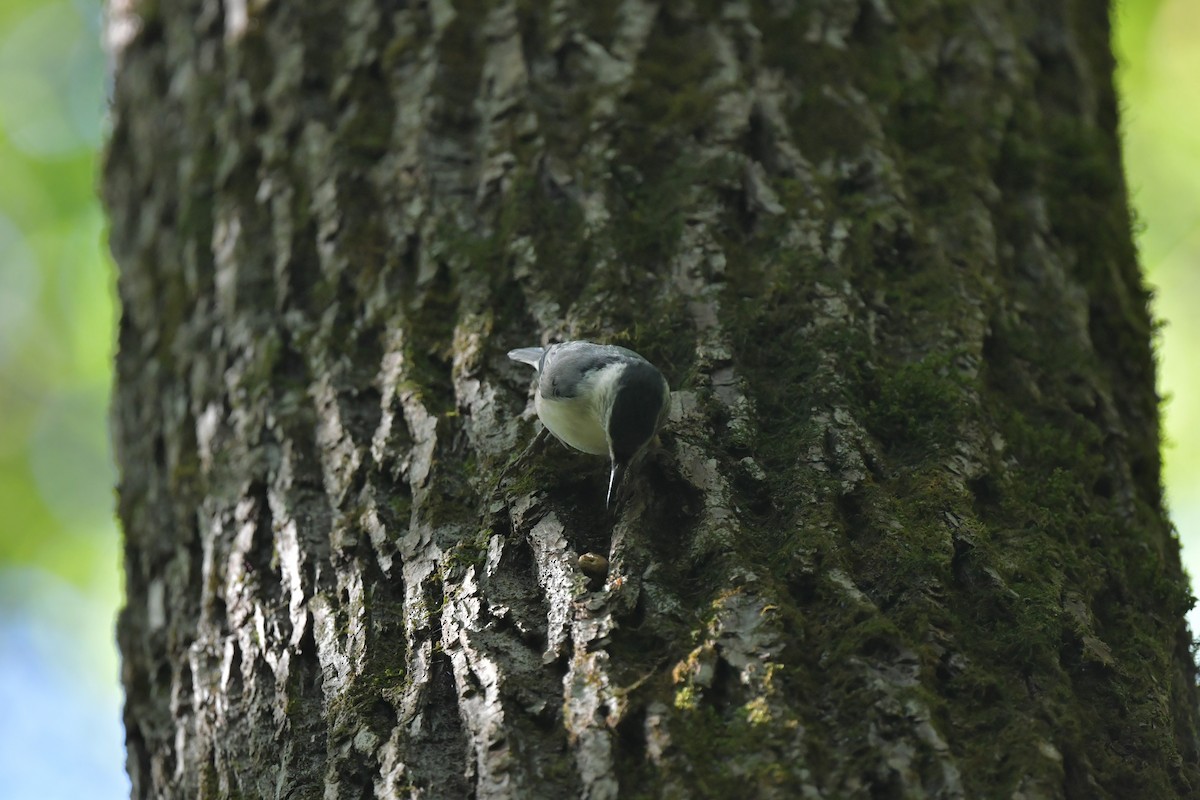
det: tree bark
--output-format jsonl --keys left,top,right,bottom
{"left": 103, "top": 0, "right": 1199, "bottom": 797}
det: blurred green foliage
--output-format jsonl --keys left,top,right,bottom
{"left": 0, "top": 1, "right": 1193, "bottom": 788}
{"left": 1115, "top": 0, "right": 1200, "bottom": 589}
{"left": 0, "top": 0, "right": 115, "bottom": 593}
{"left": 0, "top": 0, "right": 123, "bottom": 792}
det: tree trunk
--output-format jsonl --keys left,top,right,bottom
{"left": 103, "top": 0, "right": 1199, "bottom": 797}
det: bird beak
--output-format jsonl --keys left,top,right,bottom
{"left": 607, "top": 460, "right": 627, "bottom": 509}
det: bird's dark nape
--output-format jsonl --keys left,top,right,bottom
{"left": 607, "top": 361, "right": 665, "bottom": 460}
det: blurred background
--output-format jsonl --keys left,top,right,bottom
{"left": 0, "top": 0, "right": 126, "bottom": 796}
{"left": 0, "top": 1, "right": 1195, "bottom": 796}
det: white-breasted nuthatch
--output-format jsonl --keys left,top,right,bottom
{"left": 508, "top": 341, "right": 671, "bottom": 507}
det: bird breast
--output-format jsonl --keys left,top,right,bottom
{"left": 534, "top": 392, "right": 610, "bottom": 455}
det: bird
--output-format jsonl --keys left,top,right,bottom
{"left": 508, "top": 341, "right": 671, "bottom": 507}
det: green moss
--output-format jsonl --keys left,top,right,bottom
{"left": 611, "top": 9, "right": 723, "bottom": 201}
{"left": 430, "top": 0, "right": 486, "bottom": 115}
{"left": 398, "top": 267, "right": 459, "bottom": 415}
{"left": 336, "top": 77, "right": 393, "bottom": 163}
{"left": 444, "top": 527, "right": 493, "bottom": 573}
{"left": 623, "top": 21, "right": 720, "bottom": 145}
{"left": 328, "top": 581, "right": 413, "bottom": 725}
{"left": 607, "top": 294, "right": 697, "bottom": 384}
{"left": 575, "top": 1, "right": 621, "bottom": 48}
{"left": 666, "top": 704, "right": 814, "bottom": 797}
{"left": 867, "top": 352, "right": 972, "bottom": 462}
{"left": 605, "top": 162, "right": 694, "bottom": 274}
{"left": 508, "top": 171, "right": 593, "bottom": 307}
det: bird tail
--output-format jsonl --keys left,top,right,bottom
{"left": 507, "top": 347, "right": 545, "bottom": 368}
